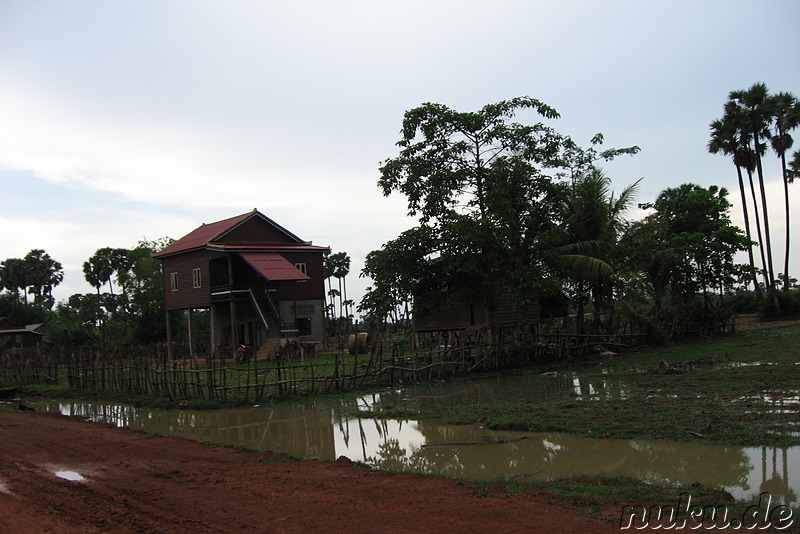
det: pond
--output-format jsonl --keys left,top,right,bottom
{"left": 39, "top": 371, "right": 799, "bottom": 507}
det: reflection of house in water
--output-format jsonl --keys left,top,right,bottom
{"left": 153, "top": 210, "right": 330, "bottom": 359}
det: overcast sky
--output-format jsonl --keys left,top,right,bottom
{"left": 1, "top": 0, "right": 799, "bottom": 311}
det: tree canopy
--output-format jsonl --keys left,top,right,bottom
{"left": 362, "top": 97, "right": 640, "bottom": 325}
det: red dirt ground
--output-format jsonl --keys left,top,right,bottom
{"left": 0, "top": 411, "right": 627, "bottom": 533}
{"left": 6, "top": 318, "right": 798, "bottom": 532}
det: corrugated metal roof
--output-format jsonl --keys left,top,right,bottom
{"left": 239, "top": 252, "right": 310, "bottom": 281}
{"left": 152, "top": 210, "right": 331, "bottom": 259}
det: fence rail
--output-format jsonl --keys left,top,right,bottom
{"left": 0, "top": 317, "right": 734, "bottom": 402}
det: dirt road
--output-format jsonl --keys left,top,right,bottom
{"left": 0, "top": 411, "right": 625, "bottom": 533}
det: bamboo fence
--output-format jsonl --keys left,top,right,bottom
{"left": 0, "top": 316, "right": 734, "bottom": 402}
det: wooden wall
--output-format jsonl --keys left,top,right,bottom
{"left": 161, "top": 249, "right": 212, "bottom": 310}
{"left": 220, "top": 217, "right": 296, "bottom": 244}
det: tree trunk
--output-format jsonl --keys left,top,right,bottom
{"left": 735, "top": 165, "right": 761, "bottom": 297}
{"left": 754, "top": 147, "right": 777, "bottom": 292}
{"left": 747, "top": 168, "right": 770, "bottom": 291}
{"left": 780, "top": 152, "right": 791, "bottom": 292}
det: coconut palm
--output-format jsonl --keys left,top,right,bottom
{"left": 768, "top": 91, "right": 800, "bottom": 291}
{"left": 560, "top": 168, "right": 640, "bottom": 330}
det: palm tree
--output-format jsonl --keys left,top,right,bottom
{"left": 23, "top": 249, "right": 64, "bottom": 309}
{"left": 323, "top": 253, "right": 335, "bottom": 320}
{"left": 708, "top": 118, "right": 762, "bottom": 297}
{"left": 560, "top": 168, "right": 640, "bottom": 330}
{"left": 768, "top": 91, "right": 800, "bottom": 291}
{"left": 789, "top": 150, "right": 800, "bottom": 182}
{"left": 328, "top": 252, "right": 351, "bottom": 322}
{"left": 729, "top": 83, "right": 777, "bottom": 297}
{"left": 0, "top": 258, "right": 28, "bottom": 303}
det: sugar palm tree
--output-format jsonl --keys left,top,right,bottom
{"left": 768, "top": 91, "right": 800, "bottom": 291}
{"left": 23, "top": 249, "right": 64, "bottom": 309}
{"left": 789, "top": 150, "right": 800, "bottom": 182}
{"left": 327, "top": 251, "right": 351, "bottom": 322}
{"left": 708, "top": 118, "right": 762, "bottom": 296}
{"left": 729, "top": 83, "right": 777, "bottom": 296}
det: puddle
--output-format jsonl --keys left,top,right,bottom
{"left": 54, "top": 470, "right": 85, "bottom": 482}
{"left": 726, "top": 361, "right": 776, "bottom": 368}
{"left": 41, "top": 400, "right": 800, "bottom": 507}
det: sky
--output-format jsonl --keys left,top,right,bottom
{"left": 1, "top": 0, "right": 799, "bottom": 312}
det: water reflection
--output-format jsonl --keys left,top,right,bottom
{"left": 46, "top": 398, "right": 799, "bottom": 507}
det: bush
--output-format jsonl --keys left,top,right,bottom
{"left": 758, "top": 289, "right": 800, "bottom": 319}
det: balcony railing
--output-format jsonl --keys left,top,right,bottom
{"left": 210, "top": 284, "right": 251, "bottom": 300}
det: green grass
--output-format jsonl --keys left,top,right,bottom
{"left": 356, "top": 321, "right": 800, "bottom": 447}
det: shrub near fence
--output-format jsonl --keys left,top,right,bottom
{"left": 0, "top": 318, "right": 734, "bottom": 403}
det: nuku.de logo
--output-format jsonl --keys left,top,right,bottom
{"left": 619, "top": 492, "right": 795, "bottom": 530}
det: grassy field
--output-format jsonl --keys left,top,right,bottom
{"left": 358, "top": 318, "right": 800, "bottom": 448}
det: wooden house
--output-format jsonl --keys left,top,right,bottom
{"left": 413, "top": 286, "right": 568, "bottom": 333}
{"left": 0, "top": 318, "right": 46, "bottom": 352}
{"left": 153, "top": 209, "right": 330, "bottom": 358}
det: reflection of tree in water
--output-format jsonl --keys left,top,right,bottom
{"left": 49, "top": 399, "right": 798, "bottom": 504}
{"left": 613, "top": 440, "right": 752, "bottom": 489}
{"left": 757, "top": 446, "right": 797, "bottom": 505}
{"left": 367, "top": 419, "right": 756, "bottom": 489}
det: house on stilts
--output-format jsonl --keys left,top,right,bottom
{"left": 153, "top": 209, "right": 329, "bottom": 360}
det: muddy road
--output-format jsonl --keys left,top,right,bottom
{"left": 0, "top": 411, "right": 627, "bottom": 533}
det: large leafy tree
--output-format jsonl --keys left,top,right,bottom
{"left": 632, "top": 184, "right": 751, "bottom": 313}
{"left": 360, "top": 226, "right": 436, "bottom": 327}
{"left": 114, "top": 238, "right": 172, "bottom": 343}
{"left": 73, "top": 241, "right": 168, "bottom": 347}
{"left": 366, "top": 97, "right": 638, "bottom": 323}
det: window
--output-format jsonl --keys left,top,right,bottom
{"left": 170, "top": 272, "right": 179, "bottom": 292}
{"left": 294, "top": 304, "right": 314, "bottom": 315}
{"left": 294, "top": 262, "right": 307, "bottom": 274}
{"left": 193, "top": 268, "right": 202, "bottom": 288}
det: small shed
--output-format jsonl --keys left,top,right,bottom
{"left": 0, "top": 318, "right": 46, "bottom": 352}
{"left": 413, "top": 293, "right": 542, "bottom": 332}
